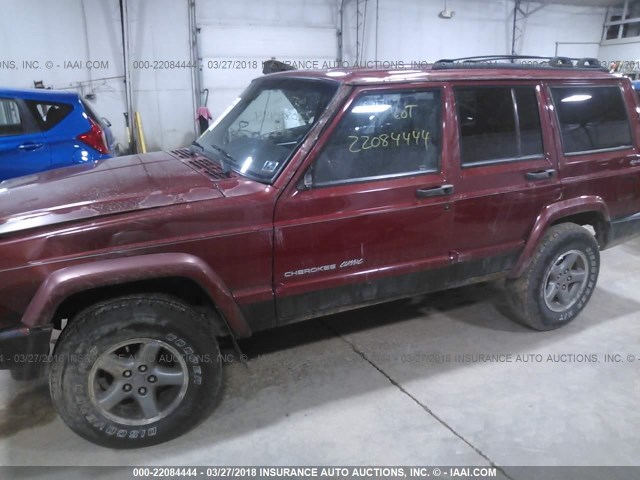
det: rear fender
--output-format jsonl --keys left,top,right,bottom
{"left": 509, "top": 196, "right": 610, "bottom": 278}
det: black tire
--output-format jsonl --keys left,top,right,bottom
{"left": 504, "top": 223, "right": 600, "bottom": 331}
{"left": 50, "top": 294, "right": 222, "bottom": 448}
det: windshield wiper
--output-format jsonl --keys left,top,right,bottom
{"left": 189, "top": 141, "right": 232, "bottom": 176}
{"left": 208, "top": 144, "right": 235, "bottom": 176}
{"left": 189, "top": 140, "right": 205, "bottom": 154}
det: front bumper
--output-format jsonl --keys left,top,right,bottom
{"left": 0, "top": 323, "right": 52, "bottom": 380}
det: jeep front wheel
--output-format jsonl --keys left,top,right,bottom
{"left": 50, "top": 294, "right": 222, "bottom": 448}
{"left": 504, "top": 223, "right": 600, "bottom": 331}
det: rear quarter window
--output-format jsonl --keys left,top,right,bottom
{"left": 25, "top": 100, "right": 73, "bottom": 131}
{"left": 550, "top": 85, "right": 633, "bottom": 155}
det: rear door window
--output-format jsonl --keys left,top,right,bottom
{"left": 0, "top": 98, "right": 22, "bottom": 136}
{"left": 25, "top": 100, "right": 73, "bottom": 131}
{"left": 455, "top": 86, "right": 544, "bottom": 166}
{"left": 550, "top": 86, "right": 632, "bottom": 154}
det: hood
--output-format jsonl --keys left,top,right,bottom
{"left": 0, "top": 150, "right": 225, "bottom": 236}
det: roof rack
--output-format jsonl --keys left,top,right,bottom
{"left": 432, "top": 55, "right": 608, "bottom": 72}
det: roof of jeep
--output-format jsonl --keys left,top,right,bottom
{"left": 266, "top": 66, "right": 620, "bottom": 85}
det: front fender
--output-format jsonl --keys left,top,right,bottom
{"left": 509, "top": 196, "right": 610, "bottom": 279}
{"left": 21, "top": 252, "right": 252, "bottom": 337}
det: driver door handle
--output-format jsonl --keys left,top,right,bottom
{"left": 17, "top": 143, "right": 44, "bottom": 151}
{"left": 416, "top": 184, "right": 454, "bottom": 198}
{"left": 525, "top": 169, "right": 555, "bottom": 181}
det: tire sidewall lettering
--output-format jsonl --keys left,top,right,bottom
{"left": 165, "top": 333, "right": 203, "bottom": 385}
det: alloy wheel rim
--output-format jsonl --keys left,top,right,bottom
{"left": 88, "top": 338, "right": 189, "bottom": 426}
{"left": 543, "top": 249, "right": 589, "bottom": 313}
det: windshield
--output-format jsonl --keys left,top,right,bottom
{"left": 197, "top": 77, "right": 339, "bottom": 182}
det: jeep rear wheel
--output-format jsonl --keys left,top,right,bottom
{"left": 50, "top": 294, "right": 222, "bottom": 448}
{"left": 504, "top": 223, "right": 600, "bottom": 331}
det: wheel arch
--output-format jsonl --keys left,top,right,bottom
{"left": 509, "top": 196, "right": 611, "bottom": 279}
{"left": 21, "top": 253, "right": 252, "bottom": 338}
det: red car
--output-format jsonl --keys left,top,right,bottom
{"left": 0, "top": 55, "right": 639, "bottom": 448}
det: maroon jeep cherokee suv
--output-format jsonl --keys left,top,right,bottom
{"left": 1, "top": 56, "right": 639, "bottom": 448}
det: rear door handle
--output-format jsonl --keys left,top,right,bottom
{"left": 525, "top": 169, "right": 555, "bottom": 181}
{"left": 17, "top": 143, "right": 44, "bottom": 151}
{"left": 416, "top": 184, "right": 454, "bottom": 198}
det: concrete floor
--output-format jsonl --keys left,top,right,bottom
{"left": 1, "top": 238, "right": 639, "bottom": 475}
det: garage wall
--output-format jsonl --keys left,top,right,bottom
{"left": 196, "top": 0, "right": 339, "bottom": 120}
{"left": 0, "top": 0, "right": 127, "bottom": 149}
{"left": 519, "top": 3, "right": 605, "bottom": 58}
{"left": 599, "top": 42, "right": 640, "bottom": 64}
{"left": 0, "top": 0, "right": 193, "bottom": 153}
{"left": 346, "top": 0, "right": 606, "bottom": 64}
{"left": 127, "top": 0, "right": 194, "bottom": 151}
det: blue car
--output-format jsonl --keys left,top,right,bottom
{"left": 0, "top": 88, "right": 113, "bottom": 181}
{"left": 633, "top": 80, "right": 640, "bottom": 98}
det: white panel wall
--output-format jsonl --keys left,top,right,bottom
{"left": 599, "top": 42, "right": 640, "bottom": 63}
{"left": 345, "top": 0, "right": 512, "bottom": 63}
{"left": 346, "top": 0, "right": 606, "bottom": 64}
{"left": 127, "top": 0, "right": 194, "bottom": 151}
{"left": 519, "top": 4, "right": 605, "bottom": 58}
{"left": 196, "top": 0, "right": 339, "bottom": 120}
{"left": 199, "top": 25, "right": 337, "bottom": 120}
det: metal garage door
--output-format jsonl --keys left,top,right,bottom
{"left": 198, "top": 24, "right": 338, "bottom": 119}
